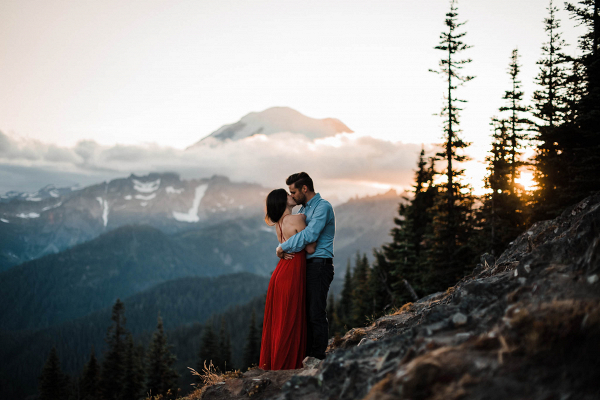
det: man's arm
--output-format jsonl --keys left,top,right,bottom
{"left": 279, "top": 202, "right": 330, "bottom": 253}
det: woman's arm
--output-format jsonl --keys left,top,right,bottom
{"left": 306, "top": 242, "right": 317, "bottom": 254}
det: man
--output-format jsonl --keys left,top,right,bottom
{"left": 276, "top": 172, "right": 335, "bottom": 360}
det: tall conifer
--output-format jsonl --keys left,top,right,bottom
{"left": 336, "top": 260, "right": 354, "bottom": 331}
{"left": 532, "top": 1, "right": 571, "bottom": 220}
{"left": 242, "top": 311, "right": 261, "bottom": 370}
{"left": 123, "top": 334, "right": 146, "bottom": 400}
{"left": 350, "top": 253, "right": 371, "bottom": 327}
{"left": 39, "top": 346, "right": 69, "bottom": 400}
{"left": 80, "top": 348, "right": 100, "bottom": 400}
{"left": 218, "top": 318, "right": 233, "bottom": 372}
{"left": 198, "top": 322, "right": 219, "bottom": 373}
{"left": 99, "top": 299, "right": 127, "bottom": 400}
{"left": 146, "top": 316, "right": 178, "bottom": 398}
{"left": 427, "top": 0, "right": 475, "bottom": 292}
{"left": 563, "top": 0, "right": 600, "bottom": 201}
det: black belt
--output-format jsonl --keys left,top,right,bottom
{"left": 306, "top": 257, "right": 333, "bottom": 265}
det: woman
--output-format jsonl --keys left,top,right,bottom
{"left": 259, "top": 188, "right": 316, "bottom": 370}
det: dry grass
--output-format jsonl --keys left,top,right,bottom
{"left": 188, "top": 361, "right": 223, "bottom": 388}
{"left": 180, "top": 361, "right": 244, "bottom": 399}
{"left": 391, "top": 302, "right": 414, "bottom": 316}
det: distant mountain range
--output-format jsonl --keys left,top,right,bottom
{"left": 0, "top": 173, "right": 267, "bottom": 271}
{"left": 188, "top": 107, "right": 353, "bottom": 147}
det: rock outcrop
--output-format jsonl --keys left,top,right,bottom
{"left": 200, "top": 194, "right": 600, "bottom": 400}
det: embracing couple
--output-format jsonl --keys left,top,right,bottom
{"left": 259, "top": 172, "right": 336, "bottom": 370}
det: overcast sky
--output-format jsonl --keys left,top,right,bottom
{"left": 0, "top": 0, "right": 584, "bottom": 198}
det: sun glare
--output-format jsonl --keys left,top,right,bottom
{"left": 515, "top": 170, "right": 537, "bottom": 192}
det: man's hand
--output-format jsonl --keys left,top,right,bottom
{"left": 276, "top": 246, "right": 295, "bottom": 260}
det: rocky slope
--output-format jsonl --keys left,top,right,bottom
{"left": 199, "top": 193, "right": 600, "bottom": 400}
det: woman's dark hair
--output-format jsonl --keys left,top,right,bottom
{"left": 286, "top": 172, "right": 314, "bottom": 192}
{"left": 265, "top": 188, "right": 288, "bottom": 225}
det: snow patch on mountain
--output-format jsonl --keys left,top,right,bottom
{"left": 16, "top": 212, "right": 40, "bottom": 218}
{"left": 124, "top": 195, "right": 132, "bottom": 200}
{"left": 165, "top": 186, "right": 184, "bottom": 194}
{"left": 132, "top": 178, "right": 160, "bottom": 193}
{"left": 134, "top": 193, "right": 156, "bottom": 201}
{"left": 42, "top": 202, "right": 62, "bottom": 212}
{"left": 172, "top": 184, "right": 208, "bottom": 223}
{"left": 0, "top": 218, "right": 9, "bottom": 223}
{"left": 95, "top": 197, "right": 109, "bottom": 227}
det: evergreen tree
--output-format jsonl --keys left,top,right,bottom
{"left": 218, "top": 318, "right": 233, "bottom": 372}
{"left": 499, "top": 48, "right": 535, "bottom": 191}
{"left": 368, "top": 250, "right": 396, "bottom": 318}
{"left": 563, "top": 0, "right": 600, "bottom": 202}
{"left": 350, "top": 253, "right": 371, "bottom": 327}
{"left": 99, "top": 299, "right": 128, "bottom": 400}
{"left": 384, "top": 150, "right": 437, "bottom": 301}
{"left": 426, "top": 0, "right": 476, "bottom": 292}
{"left": 326, "top": 293, "right": 341, "bottom": 338}
{"left": 146, "top": 316, "right": 179, "bottom": 398}
{"left": 477, "top": 118, "right": 524, "bottom": 256}
{"left": 39, "top": 346, "right": 69, "bottom": 400}
{"left": 123, "top": 334, "right": 146, "bottom": 400}
{"left": 532, "top": 1, "right": 572, "bottom": 220}
{"left": 198, "top": 322, "right": 219, "bottom": 373}
{"left": 336, "top": 260, "right": 354, "bottom": 331}
{"left": 80, "top": 348, "right": 101, "bottom": 400}
{"left": 242, "top": 311, "right": 261, "bottom": 370}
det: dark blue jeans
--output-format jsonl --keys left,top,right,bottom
{"left": 306, "top": 261, "right": 334, "bottom": 360}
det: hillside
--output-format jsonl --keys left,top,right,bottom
{"left": 0, "top": 222, "right": 277, "bottom": 331}
{"left": 197, "top": 193, "right": 600, "bottom": 400}
{"left": 0, "top": 273, "right": 269, "bottom": 400}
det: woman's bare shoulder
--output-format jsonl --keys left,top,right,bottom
{"left": 283, "top": 214, "right": 306, "bottom": 229}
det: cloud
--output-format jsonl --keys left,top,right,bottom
{"left": 0, "top": 130, "right": 429, "bottom": 200}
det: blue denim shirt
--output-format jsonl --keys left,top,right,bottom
{"left": 280, "top": 193, "right": 335, "bottom": 259}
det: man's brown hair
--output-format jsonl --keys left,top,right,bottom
{"left": 286, "top": 172, "right": 314, "bottom": 192}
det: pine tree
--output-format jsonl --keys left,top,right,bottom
{"left": 477, "top": 118, "right": 524, "bottom": 256}
{"left": 123, "top": 334, "right": 146, "bottom": 400}
{"left": 218, "top": 318, "right": 233, "bottom": 372}
{"left": 146, "top": 316, "right": 179, "bottom": 398}
{"left": 336, "top": 260, "right": 354, "bottom": 331}
{"left": 80, "top": 348, "right": 100, "bottom": 400}
{"left": 99, "top": 299, "right": 128, "bottom": 400}
{"left": 242, "top": 311, "right": 261, "bottom": 370}
{"left": 532, "top": 1, "right": 572, "bottom": 221}
{"left": 384, "top": 150, "right": 437, "bottom": 301}
{"left": 499, "top": 48, "right": 535, "bottom": 192}
{"left": 198, "top": 322, "right": 219, "bottom": 375}
{"left": 368, "top": 251, "right": 396, "bottom": 318}
{"left": 326, "top": 293, "right": 340, "bottom": 337}
{"left": 563, "top": 0, "right": 600, "bottom": 201}
{"left": 39, "top": 346, "right": 69, "bottom": 400}
{"left": 426, "top": 0, "right": 475, "bottom": 292}
{"left": 350, "top": 253, "right": 371, "bottom": 327}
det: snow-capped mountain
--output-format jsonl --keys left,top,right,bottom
{"left": 0, "top": 173, "right": 267, "bottom": 271}
{"left": 188, "top": 106, "right": 353, "bottom": 147}
{"left": 0, "top": 184, "right": 80, "bottom": 203}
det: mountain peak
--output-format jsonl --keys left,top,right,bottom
{"left": 187, "top": 107, "right": 353, "bottom": 148}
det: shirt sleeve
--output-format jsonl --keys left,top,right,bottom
{"left": 280, "top": 202, "right": 329, "bottom": 253}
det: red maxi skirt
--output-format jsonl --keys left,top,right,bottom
{"left": 259, "top": 250, "right": 307, "bottom": 370}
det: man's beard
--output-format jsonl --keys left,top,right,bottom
{"left": 298, "top": 194, "right": 307, "bottom": 206}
